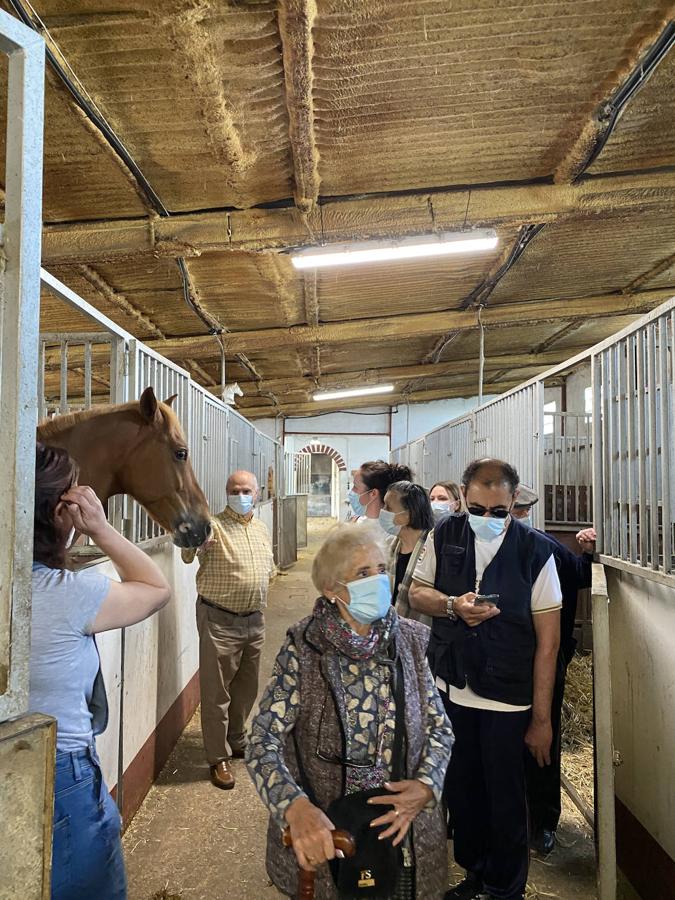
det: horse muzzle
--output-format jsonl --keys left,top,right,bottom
{"left": 172, "top": 516, "right": 211, "bottom": 549}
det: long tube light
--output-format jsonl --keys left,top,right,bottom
{"left": 313, "top": 384, "right": 395, "bottom": 402}
{"left": 292, "top": 229, "right": 498, "bottom": 269}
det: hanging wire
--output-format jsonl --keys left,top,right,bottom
{"left": 477, "top": 305, "right": 485, "bottom": 405}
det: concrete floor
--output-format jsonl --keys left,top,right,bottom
{"left": 123, "top": 518, "right": 597, "bottom": 900}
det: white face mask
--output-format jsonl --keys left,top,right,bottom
{"left": 379, "top": 508, "right": 403, "bottom": 536}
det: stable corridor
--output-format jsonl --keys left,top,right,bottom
{"left": 122, "top": 519, "right": 597, "bottom": 900}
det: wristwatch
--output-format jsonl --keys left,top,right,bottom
{"left": 445, "top": 596, "right": 458, "bottom": 621}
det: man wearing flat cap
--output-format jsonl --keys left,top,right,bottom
{"left": 510, "top": 485, "right": 595, "bottom": 855}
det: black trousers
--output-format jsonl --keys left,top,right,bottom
{"left": 525, "top": 652, "right": 567, "bottom": 833}
{"left": 444, "top": 697, "right": 530, "bottom": 900}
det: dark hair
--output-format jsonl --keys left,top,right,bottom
{"left": 461, "top": 458, "right": 519, "bottom": 494}
{"left": 34, "top": 442, "right": 79, "bottom": 569}
{"left": 430, "top": 480, "right": 462, "bottom": 503}
{"left": 360, "top": 460, "right": 413, "bottom": 501}
{"left": 387, "top": 481, "right": 434, "bottom": 532}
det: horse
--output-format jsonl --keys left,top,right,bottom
{"left": 37, "top": 386, "right": 211, "bottom": 549}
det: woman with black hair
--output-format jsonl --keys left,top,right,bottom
{"left": 380, "top": 480, "right": 434, "bottom": 625}
{"left": 29, "top": 442, "right": 171, "bottom": 899}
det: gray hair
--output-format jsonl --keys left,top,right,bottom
{"left": 311, "top": 522, "right": 387, "bottom": 593}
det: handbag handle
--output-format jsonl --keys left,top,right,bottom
{"left": 282, "top": 827, "right": 356, "bottom": 900}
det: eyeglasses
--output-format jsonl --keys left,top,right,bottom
{"left": 467, "top": 505, "right": 511, "bottom": 519}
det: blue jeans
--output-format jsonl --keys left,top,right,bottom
{"left": 52, "top": 744, "right": 127, "bottom": 900}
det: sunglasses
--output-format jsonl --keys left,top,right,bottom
{"left": 466, "top": 505, "right": 511, "bottom": 519}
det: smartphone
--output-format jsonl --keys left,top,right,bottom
{"left": 474, "top": 594, "right": 500, "bottom": 607}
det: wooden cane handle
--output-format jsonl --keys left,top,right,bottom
{"left": 282, "top": 826, "right": 356, "bottom": 856}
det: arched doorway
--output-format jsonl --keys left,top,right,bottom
{"left": 299, "top": 443, "right": 347, "bottom": 518}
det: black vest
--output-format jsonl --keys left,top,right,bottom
{"left": 427, "top": 515, "right": 553, "bottom": 706}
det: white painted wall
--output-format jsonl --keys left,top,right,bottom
{"left": 605, "top": 566, "right": 675, "bottom": 861}
{"left": 390, "top": 395, "right": 498, "bottom": 448}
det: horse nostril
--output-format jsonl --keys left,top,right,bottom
{"left": 177, "top": 522, "right": 191, "bottom": 534}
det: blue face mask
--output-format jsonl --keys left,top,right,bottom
{"left": 519, "top": 514, "right": 532, "bottom": 528}
{"left": 338, "top": 573, "right": 392, "bottom": 625}
{"left": 228, "top": 493, "right": 254, "bottom": 516}
{"left": 468, "top": 512, "right": 509, "bottom": 542}
{"left": 378, "top": 509, "right": 403, "bottom": 536}
{"left": 348, "top": 489, "right": 371, "bottom": 517}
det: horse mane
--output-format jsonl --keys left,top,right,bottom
{"left": 38, "top": 398, "right": 183, "bottom": 439}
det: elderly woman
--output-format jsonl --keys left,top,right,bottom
{"left": 246, "top": 524, "right": 453, "bottom": 900}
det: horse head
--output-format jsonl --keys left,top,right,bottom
{"left": 120, "top": 387, "right": 212, "bottom": 549}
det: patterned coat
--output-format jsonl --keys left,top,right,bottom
{"left": 247, "top": 611, "right": 453, "bottom": 899}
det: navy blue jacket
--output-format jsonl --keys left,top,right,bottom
{"left": 428, "top": 515, "right": 555, "bottom": 706}
{"left": 537, "top": 531, "right": 592, "bottom": 663}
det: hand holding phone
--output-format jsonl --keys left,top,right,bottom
{"left": 474, "top": 594, "right": 499, "bottom": 607}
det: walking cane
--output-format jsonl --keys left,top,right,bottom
{"left": 282, "top": 826, "right": 356, "bottom": 900}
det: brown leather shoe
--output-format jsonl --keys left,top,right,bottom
{"left": 210, "top": 759, "right": 235, "bottom": 790}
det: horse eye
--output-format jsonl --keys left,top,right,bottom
{"left": 175, "top": 448, "right": 188, "bottom": 461}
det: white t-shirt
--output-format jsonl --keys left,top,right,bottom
{"left": 413, "top": 522, "right": 562, "bottom": 712}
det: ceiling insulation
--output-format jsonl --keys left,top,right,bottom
{"left": 0, "top": 0, "right": 673, "bottom": 418}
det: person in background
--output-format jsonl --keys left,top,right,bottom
{"left": 348, "top": 460, "right": 412, "bottom": 522}
{"left": 182, "top": 470, "right": 275, "bottom": 791}
{"left": 30, "top": 443, "right": 171, "bottom": 900}
{"left": 429, "top": 481, "right": 463, "bottom": 519}
{"left": 510, "top": 486, "right": 595, "bottom": 855}
{"left": 246, "top": 524, "right": 453, "bottom": 899}
{"left": 409, "top": 459, "right": 562, "bottom": 900}
{"left": 380, "top": 480, "right": 434, "bottom": 624}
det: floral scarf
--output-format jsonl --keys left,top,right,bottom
{"left": 311, "top": 595, "right": 398, "bottom": 661}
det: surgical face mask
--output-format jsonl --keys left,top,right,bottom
{"left": 518, "top": 514, "right": 533, "bottom": 528}
{"left": 337, "top": 573, "right": 392, "bottom": 625}
{"left": 348, "top": 489, "right": 371, "bottom": 517}
{"left": 379, "top": 508, "right": 404, "bottom": 536}
{"left": 468, "top": 512, "right": 509, "bottom": 542}
{"left": 431, "top": 501, "right": 451, "bottom": 514}
{"left": 228, "top": 493, "right": 254, "bottom": 516}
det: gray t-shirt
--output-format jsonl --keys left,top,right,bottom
{"left": 29, "top": 563, "right": 111, "bottom": 752}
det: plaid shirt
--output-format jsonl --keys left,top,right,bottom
{"left": 182, "top": 506, "right": 275, "bottom": 613}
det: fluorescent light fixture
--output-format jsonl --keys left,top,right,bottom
{"left": 313, "top": 384, "right": 395, "bottom": 402}
{"left": 292, "top": 229, "right": 498, "bottom": 269}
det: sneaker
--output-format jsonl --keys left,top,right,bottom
{"left": 530, "top": 827, "right": 556, "bottom": 856}
{"left": 444, "top": 874, "right": 484, "bottom": 899}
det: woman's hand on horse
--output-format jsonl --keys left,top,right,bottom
{"left": 285, "top": 796, "right": 337, "bottom": 870}
{"left": 368, "top": 780, "right": 434, "bottom": 846}
{"left": 60, "top": 486, "right": 109, "bottom": 540}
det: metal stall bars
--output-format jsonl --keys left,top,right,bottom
{"left": 544, "top": 411, "right": 593, "bottom": 526}
{"left": 593, "top": 301, "right": 674, "bottom": 575}
{"left": 0, "top": 9, "right": 45, "bottom": 722}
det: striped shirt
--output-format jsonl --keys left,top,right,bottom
{"left": 182, "top": 506, "right": 275, "bottom": 613}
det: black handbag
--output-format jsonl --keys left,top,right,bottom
{"left": 294, "top": 657, "right": 408, "bottom": 899}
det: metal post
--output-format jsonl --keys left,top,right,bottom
{"left": 636, "top": 331, "right": 648, "bottom": 566}
{"left": 592, "top": 354, "right": 604, "bottom": 552}
{"left": 647, "top": 324, "right": 659, "bottom": 569}
{"left": 0, "top": 11, "right": 45, "bottom": 719}
{"left": 659, "top": 315, "right": 672, "bottom": 573}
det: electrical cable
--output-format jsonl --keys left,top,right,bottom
{"left": 575, "top": 21, "right": 675, "bottom": 179}
{"left": 460, "top": 223, "right": 545, "bottom": 310}
{"left": 477, "top": 306, "right": 485, "bottom": 405}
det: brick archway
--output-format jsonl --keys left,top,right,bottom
{"left": 299, "top": 442, "right": 347, "bottom": 472}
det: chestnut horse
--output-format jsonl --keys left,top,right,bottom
{"left": 37, "top": 386, "right": 211, "bottom": 549}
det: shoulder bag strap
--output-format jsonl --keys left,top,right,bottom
{"left": 391, "top": 656, "right": 406, "bottom": 782}
{"left": 395, "top": 531, "right": 429, "bottom": 614}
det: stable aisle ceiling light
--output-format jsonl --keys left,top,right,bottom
{"left": 291, "top": 229, "right": 498, "bottom": 269}
{"left": 313, "top": 385, "right": 395, "bottom": 402}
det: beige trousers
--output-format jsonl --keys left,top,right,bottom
{"left": 196, "top": 598, "right": 265, "bottom": 765}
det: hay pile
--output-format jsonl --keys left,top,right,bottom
{"left": 561, "top": 653, "right": 594, "bottom": 810}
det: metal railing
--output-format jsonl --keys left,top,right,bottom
{"left": 391, "top": 295, "right": 675, "bottom": 579}
{"left": 593, "top": 305, "right": 674, "bottom": 574}
{"left": 37, "top": 270, "right": 285, "bottom": 546}
{"left": 284, "top": 451, "right": 311, "bottom": 495}
{"left": 544, "top": 412, "right": 593, "bottom": 526}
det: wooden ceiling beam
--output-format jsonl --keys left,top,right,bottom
{"left": 41, "top": 171, "right": 675, "bottom": 263}
{"left": 238, "top": 379, "right": 526, "bottom": 419}
{"left": 142, "top": 289, "right": 672, "bottom": 360}
{"left": 278, "top": 0, "right": 320, "bottom": 211}
{"left": 242, "top": 347, "right": 588, "bottom": 396}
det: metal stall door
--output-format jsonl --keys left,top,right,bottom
{"left": 0, "top": 12, "right": 55, "bottom": 900}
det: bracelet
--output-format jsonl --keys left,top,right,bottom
{"left": 446, "top": 596, "right": 457, "bottom": 621}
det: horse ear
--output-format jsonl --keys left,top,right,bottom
{"left": 163, "top": 394, "right": 178, "bottom": 408}
{"left": 139, "top": 387, "right": 159, "bottom": 424}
